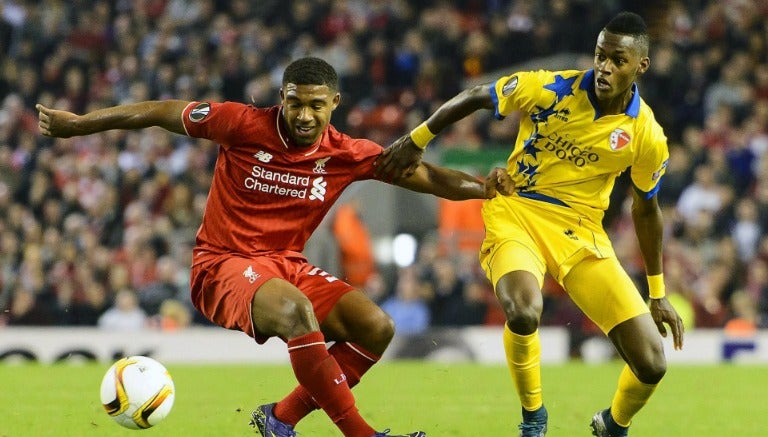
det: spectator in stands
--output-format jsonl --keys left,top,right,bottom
{"left": 6, "top": 286, "right": 58, "bottom": 326}
{"left": 703, "top": 59, "right": 754, "bottom": 121}
{"left": 57, "top": 276, "right": 109, "bottom": 326}
{"left": 138, "top": 255, "right": 185, "bottom": 316}
{"left": 420, "top": 256, "right": 466, "bottom": 327}
{"left": 731, "top": 198, "right": 762, "bottom": 262}
{"left": 97, "top": 288, "right": 148, "bottom": 331}
{"left": 331, "top": 201, "right": 377, "bottom": 289}
{"left": 724, "top": 290, "right": 759, "bottom": 335}
{"left": 676, "top": 164, "right": 728, "bottom": 223}
{"left": 152, "top": 298, "right": 193, "bottom": 331}
{"left": 380, "top": 266, "right": 430, "bottom": 336}
{"left": 449, "top": 279, "right": 492, "bottom": 327}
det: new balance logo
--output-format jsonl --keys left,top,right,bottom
{"left": 308, "top": 177, "right": 327, "bottom": 201}
{"left": 254, "top": 151, "right": 273, "bottom": 163}
{"left": 243, "top": 265, "right": 260, "bottom": 283}
{"left": 564, "top": 229, "right": 578, "bottom": 240}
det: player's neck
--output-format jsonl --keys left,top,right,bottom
{"left": 597, "top": 88, "right": 634, "bottom": 116}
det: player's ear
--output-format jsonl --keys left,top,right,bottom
{"left": 637, "top": 57, "right": 650, "bottom": 75}
{"left": 331, "top": 92, "right": 340, "bottom": 110}
{"left": 279, "top": 87, "right": 285, "bottom": 101}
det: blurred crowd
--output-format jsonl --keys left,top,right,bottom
{"left": 1, "top": 0, "right": 768, "bottom": 352}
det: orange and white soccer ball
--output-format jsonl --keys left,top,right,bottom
{"left": 100, "top": 356, "right": 175, "bottom": 429}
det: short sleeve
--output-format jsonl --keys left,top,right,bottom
{"left": 490, "top": 70, "right": 549, "bottom": 119}
{"left": 182, "top": 101, "right": 251, "bottom": 149}
{"left": 349, "top": 138, "right": 383, "bottom": 180}
{"left": 630, "top": 121, "right": 669, "bottom": 199}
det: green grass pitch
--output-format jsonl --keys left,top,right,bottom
{"left": 0, "top": 361, "right": 764, "bottom": 436}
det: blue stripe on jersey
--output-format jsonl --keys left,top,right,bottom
{"left": 518, "top": 191, "right": 569, "bottom": 207}
{"left": 490, "top": 83, "right": 504, "bottom": 120}
{"left": 634, "top": 177, "right": 662, "bottom": 200}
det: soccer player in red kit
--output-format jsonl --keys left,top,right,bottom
{"left": 37, "top": 57, "right": 510, "bottom": 437}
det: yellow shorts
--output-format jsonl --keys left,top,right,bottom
{"left": 479, "top": 195, "right": 649, "bottom": 333}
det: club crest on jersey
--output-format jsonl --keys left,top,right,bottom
{"left": 609, "top": 128, "right": 631, "bottom": 151}
{"left": 313, "top": 157, "right": 330, "bottom": 174}
{"left": 502, "top": 76, "right": 519, "bottom": 96}
{"left": 189, "top": 102, "right": 211, "bottom": 122}
{"left": 243, "top": 265, "right": 260, "bottom": 284}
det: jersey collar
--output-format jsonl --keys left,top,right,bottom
{"left": 579, "top": 69, "right": 640, "bottom": 119}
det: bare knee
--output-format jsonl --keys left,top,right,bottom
{"left": 279, "top": 298, "right": 318, "bottom": 339}
{"left": 252, "top": 292, "right": 319, "bottom": 340}
{"left": 631, "top": 351, "right": 667, "bottom": 384}
{"left": 495, "top": 271, "right": 543, "bottom": 334}
{"left": 365, "top": 311, "right": 395, "bottom": 352}
{"left": 496, "top": 290, "right": 542, "bottom": 334}
{"left": 344, "top": 308, "right": 394, "bottom": 355}
{"left": 609, "top": 316, "right": 668, "bottom": 384}
{"left": 372, "top": 311, "right": 396, "bottom": 343}
{"left": 322, "top": 291, "right": 395, "bottom": 355}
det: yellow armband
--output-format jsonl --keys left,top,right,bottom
{"left": 647, "top": 273, "right": 666, "bottom": 299}
{"left": 410, "top": 122, "right": 435, "bottom": 149}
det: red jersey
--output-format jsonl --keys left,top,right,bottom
{"left": 181, "top": 101, "right": 382, "bottom": 255}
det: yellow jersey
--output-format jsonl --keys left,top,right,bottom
{"left": 491, "top": 69, "right": 669, "bottom": 223}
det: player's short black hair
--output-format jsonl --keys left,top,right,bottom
{"left": 605, "top": 11, "right": 647, "bottom": 35}
{"left": 282, "top": 57, "right": 339, "bottom": 91}
{"left": 603, "top": 11, "right": 649, "bottom": 56}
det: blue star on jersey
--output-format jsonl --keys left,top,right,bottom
{"left": 523, "top": 138, "right": 543, "bottom": 159}
{"left": 544, "top": 74, "right": 577, "bottom": 102}
{"left": 515, "top": 74, "right": 578, "bottom": 188}
{"left": 517, "top": 160, "right": 539, "bottom": 177}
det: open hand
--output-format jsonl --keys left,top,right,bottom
{"left": 375, "top": 134, "right": 424, "bottom": 181}
{"left": 649, "top": 297, "right": 685, "bottom": 350}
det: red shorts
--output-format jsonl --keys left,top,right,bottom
{"left": 190, "top": 249, "right": 355, "bottom": 343}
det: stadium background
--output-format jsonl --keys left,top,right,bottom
{"left": 1, "top": 0, "right": 767, "bottom": 363}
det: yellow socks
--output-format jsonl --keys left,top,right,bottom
{"left": 610, "top": 364, "right": 658, "bottom": 427}
{"left": 503, "top": 326, "right": 657, "bottom": 427}
{"left": 503, "top": 325, "right": 542, "bottom": 411}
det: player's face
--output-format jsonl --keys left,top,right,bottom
{"left": 280, "top": 83, "right": 340, "bottom": 147}
{"left": 592, "top": 31, "right": 649, "bottom": 102}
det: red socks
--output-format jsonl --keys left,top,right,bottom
{"left": 284, "top": 332, "right": 376, "bottom": 436}
{"left": 276, "top": 342, "right": 380, "bottom": 424}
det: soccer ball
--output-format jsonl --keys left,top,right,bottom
{"left": 99, "top": 356, "right": 175, "bottom": 429}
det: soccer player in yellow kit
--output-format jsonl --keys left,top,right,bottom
{"left": 376, "top": 11, "right": 685, "bottom": 437}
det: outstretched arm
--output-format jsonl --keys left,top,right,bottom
{"left": 37, "top": 100, "right": 191, "bottom": 138}
{"left": 632, "top": 189, "right": 684, "bottom": 350}
{"left": 393, "top": 162, "right": 512, "bottom": 200}
{"left": 375, "top": 84, "right": 496, "bottom": 180}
